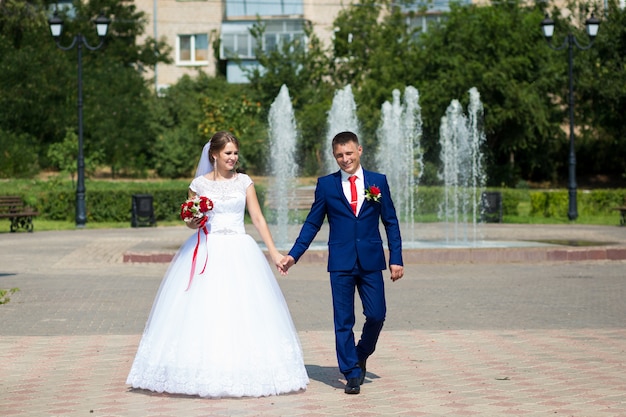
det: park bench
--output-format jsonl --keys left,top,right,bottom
{"left": 612, "top": 197, "right": 626, "bottom": 226}
{"left": 0, "top": 196, "right": 39, "bottom": 232}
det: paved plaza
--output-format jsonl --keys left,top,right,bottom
{"left": 0, "top": 224, "right": 625, "bottom": 416}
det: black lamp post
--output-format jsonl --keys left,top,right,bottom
{"left": 541, "top": 13, "right": 600, "bottom": 221}
{"left": 48, "top": 12, "right": 111, "bottom": 228}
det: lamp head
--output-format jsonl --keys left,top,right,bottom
{"left": 540, "top": 14, "right": 555, "bottom": 40}
{"left": 94, "top": 14, "right": 111, "bottom": 38}
{"left": 585, "top": 13, "right": 600, "bottom": 39}
{"left": 48, "top": 11, "right": 64, "bottom": 38}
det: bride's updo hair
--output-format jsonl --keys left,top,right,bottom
{"left": 208, "top": 131, "right": 240, "bottom": 164}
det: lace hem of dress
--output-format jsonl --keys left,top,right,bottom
{"left": 128, "top": 368, "right": 308, "bottom": 398}
{"left": 127, "top": 336, "right": 308, "bottom": 397}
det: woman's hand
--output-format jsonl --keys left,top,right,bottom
{"left": 272, "top": 252, "right": 288, "bottom": 276}
{"left": 185, "top": 217, "right": 204, "bottom": 229}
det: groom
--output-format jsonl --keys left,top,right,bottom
{"left": 281, "top": 131, "right": 403, "bottom": 395}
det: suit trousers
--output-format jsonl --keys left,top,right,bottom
{"left": 330, "top": 264, "right": 386, "bottom": 379}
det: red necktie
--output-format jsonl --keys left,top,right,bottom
{"left": 349, "top": 175, "right": 358, "bottom": 215}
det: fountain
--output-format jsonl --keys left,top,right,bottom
{"left": 265, "top": 85, "right": 538, "bottom": 252}
{"left": 375, "top": 86, "right": 424, "bottom": 244}
{"left": 325, "top": 85, "right": 360, "bottom": 174}
{"left": 438, "top": 87, "right": 487, "bottom": 244}
{"left": 267, "top": 84, "right": 298, "bottom": 249}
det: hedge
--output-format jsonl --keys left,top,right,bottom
{"left": 1, "top": 180, "right": 624, "bottom": 222}
{"left": 530, "top": 189, "right": 626, "bottom": 217}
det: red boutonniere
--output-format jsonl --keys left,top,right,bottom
{"left": 364, "top": 185, "right": 382, "bottom": 203}
{"left": 180, "top": 195, "right": 214, "bottom": 227}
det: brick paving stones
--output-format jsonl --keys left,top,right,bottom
{"left": 1, "top": 224, "right": 625, "bottom": 417}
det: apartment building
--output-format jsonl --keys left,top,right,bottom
{"left": 133, "top": 0, "right": 464, "bottom": 90}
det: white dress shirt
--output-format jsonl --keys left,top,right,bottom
{"left": 341, "top": 166, "right": 364, "bottom": 216}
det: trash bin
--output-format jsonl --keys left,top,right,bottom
{"left": 131, "top": 194, "right": 156, "bottom": 227}
{"left": 481, "top": 191, "right": 502, "bottom": 223}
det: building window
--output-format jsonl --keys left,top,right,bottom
{"left": 177, "top": 34, "right": 209, "bottom": 65}
{"left": 50, "top": 0, "right": 76, "bottom": 18}
{"left": 220, "top": 20, "right": 305, "bottom": 59}
{"left": 225, "top": 0, "right": 303, "bottom": 18}
{"left": 407, "top": 13, "right": 444, "bottom": 35}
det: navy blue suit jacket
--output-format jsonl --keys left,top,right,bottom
{"left": 288, "top": 169, "right": 403, "bottom": 272}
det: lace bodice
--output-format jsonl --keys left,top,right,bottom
{"left": 189, "top": 174, "right": 253, "bottom": 235}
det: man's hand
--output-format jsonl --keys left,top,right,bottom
{"left": 280, "top": 255, "right": 296, "bottom": 274}
{"left": 390, "top": 264, "right": 404, "bottom": 282}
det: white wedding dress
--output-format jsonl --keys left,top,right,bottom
{"left": 126, "top": 173, "right": 309, "bottom": 397}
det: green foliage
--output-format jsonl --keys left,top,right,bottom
{"left": 149, "top": 74, "right": 210, "bottom": 178}
{"left": 501, "top": 189, "right": 525, "bottom": 216}
{"left": 83, "top": 61, "right": 154, "bottom": 178}
{"left": 46, "top": 129, "right": 103, "bottom": 183}
{"left": 576, "top": 0, "right": 626, "bottom": 182}
{"left": 245, "top": 19, "right": 336, "bottom": 176}
{"left": 332, "top": 0, "right": 424, "bottom": 160}
{"left": 0, "top": 0, "right": 171, "bottom": 178}
{"left": 0, "top": 178, "right": 191, "bottom": 222}
{"left": 0, "top": 129, "right": 40, "bottom": 178}
{"left": 246, "top": 20, "right": 331, "bottom": 107}
{"left": 150, "top": 73, "right": 269, "bottom": 176}
{"left": 296, "top": 99, "right": 333, "bottom": 176}
{"left": 1, "top": 0, "right": 625, "bottom": 188}
{"left": 47, "top": 129, "right": 78, "bottom": 179}
{"left": 0, "top": 0, "right": 71, "bottom": 149}
{"left": 407, "top": 1, "right": 564, "bottom": 186}
{"left": 198, "top": 94, "right": 265, "bottom": 173}
{"left": 1, "top": 178, "right": 623, "bottom": 226}
{"left": 414, "top": 186, "right": 443, "bottom": 216}
{"left": 530, "top": 189, "right": 626, "bottom": 218}
{"left": 76, "top": 188, "right": 184, "bottom": 223}
{"left": 153, "top": 126, "right": 199, "bottom": 178}
{"left": 0, "top": 287, "right": 19, "bottom": 305}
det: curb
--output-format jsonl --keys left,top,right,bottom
{"left": 123, "top": 245, "right": 626, "bottom": 264}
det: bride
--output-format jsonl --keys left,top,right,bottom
{"left": 126, "top": 131, "right": 309, "bottom": 398}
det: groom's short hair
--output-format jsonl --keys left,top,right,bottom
{"left": 332, "top": 131, "right": 359, "bottom": 148}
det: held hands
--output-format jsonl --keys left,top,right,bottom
{"left": 272, "top": 253, "right": 294, "bottom": 276}
{"left": 390, "top": 264, "right": 404, "bottom": 282}
{"left": 279, "top": 255, "right": 296, "bottom": 275}
{"left": 276, "top": 253, "right": 400, "bottom": 280}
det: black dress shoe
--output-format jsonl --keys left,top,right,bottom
{"left": 344, "top": 378, "right": 361, "bottom": 394}
{"left": 358, "top": 360, "right": 367, "bottom": 385}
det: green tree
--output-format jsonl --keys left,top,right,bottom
{"left": 329, "top": 0, "right": 567, "bottom": 186}
{"left": 150, "top": 73, "right": 267, "bottom": 177}
{"left": 197, "top": 94, "right": 265, "bottom": 173}
{"left": 0, "top": 128, "right": 40, "bottom": 178}
{"left": 577, "top": 0, "right": 626, "bottom": 184}
{"left": 244, "top": 20, "right": 335, "bottom": 176}
{"left": 331, "top": 0, "right": 424, "bottom": 167}
{"left": 0, "top": 0, "right": 73, "bottom": 151}
{"left": 405, "top": 1, "right": 566, "bottom": 186}
{"left": 46, "top": 128, "right": 103, "bottom": 184}
{"left": 64, "top": 0, "right": 172, "bottom": 177}
{"left": 0, "top": 0, "right": 171, "bottom": 177}
{"left": 150, "top": 73, "right": 217, "bottom": 178}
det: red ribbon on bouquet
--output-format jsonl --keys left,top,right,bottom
{"left": 180, "top": 196, "right": 213, "bottom": 291}
{"left": 186, "top": 218, "right": 208, "bottom": 291}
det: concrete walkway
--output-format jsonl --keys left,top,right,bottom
{"left": 0, "top": 224, "right": 625, "bottom": 416}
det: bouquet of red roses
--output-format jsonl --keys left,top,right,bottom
{"left": 180, "top": 195, "right": 214, "bottom": 226}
